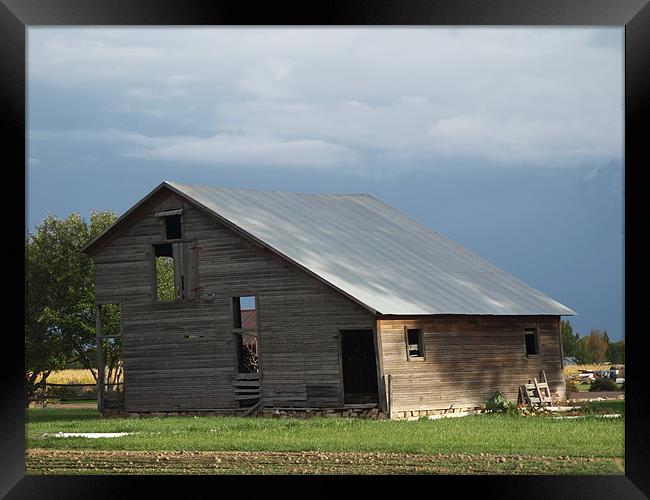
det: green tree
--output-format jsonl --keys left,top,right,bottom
{"left": 607, "top": 340, "right": 625, "bottom": 364}
{"left": 155, "top": 256, "right": 176, "bottom": 301}
{"left": 98, "top": 303, "right": 123, "bottom": 389}
{"left": 25, "top": 210, "right": 117, "bottom": 404}
{"left": 560, "top": 320, "right": 578, "bottom": 357}
{"left": 574, "top": 335, "right": 588, "bottom": 363}
{"left": 583, "top": 329, "right": 609, "bottom": 363}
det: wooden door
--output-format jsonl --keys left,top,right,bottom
{"left": 341, "top": 330, "right": 379, "bottom": 404}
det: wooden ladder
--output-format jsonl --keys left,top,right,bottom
{"left": 518, "top": 371, "right": 553, "bottom": 407}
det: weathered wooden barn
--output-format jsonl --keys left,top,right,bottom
{"left": 82, "top": 181, "right": 575, "bottom": 418}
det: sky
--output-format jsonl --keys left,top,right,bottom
{"left": 27, "top": 28, "right": 624, "bottom": 341}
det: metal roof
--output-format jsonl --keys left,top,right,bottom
{"left": 163, "top": 181, "right": 575, "bottom": 317}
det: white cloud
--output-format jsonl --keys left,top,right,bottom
{"left": 214, "top": 97, "right": 438, "bottom": 151}
{"left": 124, "top": 87, "right": 187, "bottom": 102}
{"left": 160, "top": 74, "right": 201, "bottom": 87}
{"left": 28, "top": 27, "right": 623, "bottom": 170}
{"left": 29, "top": 128, "right": 360, "bottom": 169}
{"left": 125, "top": 133, "right": 360, "bottom": 168}
{"left": 236, "top": 58, "right": 294, "bottom": 99}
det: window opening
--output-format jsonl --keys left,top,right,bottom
{"left": 232, "top": 295, "right": 259, "bottom": 374}
{"left": 406, "top": 328, "right": 424, "bottom": 359}
{"left": 236, "top": 333, "right": 259, "bottom": 374}
{"left": 165, "top": 214, "right": 182, "bottom": 240}
{"left": 96, "top": 303, "right": 124, "bottom": 411}
{"left": 232, "top": 295, "right": 257, "bottom": 330}
{"left": 154, "top": 243, "right": 176, "bottom": 301}
{"left": 524, "top": 328, "right": 539, "bottom": 355}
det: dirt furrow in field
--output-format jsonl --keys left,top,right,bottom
{"left": 26, "top": 449, "right": 623, "bottom": 475}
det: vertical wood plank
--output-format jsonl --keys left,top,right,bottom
{"left": 95, "top": 304, "right": 104, "bottom": 412}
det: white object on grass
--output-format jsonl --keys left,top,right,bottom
{"left": 46, "top": 432, "right": 131, "bottom": 438}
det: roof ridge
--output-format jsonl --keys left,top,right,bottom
{"left": 164, "top": 180, "right": 371, "bottom": 197}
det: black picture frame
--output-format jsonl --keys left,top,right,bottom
{"left": 3, "top": 0, "right": 648, "bottom": 497}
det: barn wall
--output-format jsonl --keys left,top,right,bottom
{"left": 93, "top": 189, "right": 374, "bottom": 412}
{"left": 378, "top": 315, "right": 565, "bottom": 414}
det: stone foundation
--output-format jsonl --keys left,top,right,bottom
{"left": 107, "top": 407, "right": 388, "bottom": 419}
{"left": 118, "top": 409, "right": 247, "bottom": 418}
{"left": 260, "top": 407, "right": 387, "bottom": 419}
{"left": 390, "top": 406, "right": 484, "bottom": 420}
{"left": 106, "top": 406, "right": 487, "bottom": 420}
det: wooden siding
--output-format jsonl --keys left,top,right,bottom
{"left": 93, "top": 189, "right": 374, "bottom": 412}
{"left": 377, "top": 316, "right": 566, "bottom": 413}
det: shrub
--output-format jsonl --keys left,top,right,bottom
{"left": 485, "top": 391, "right": 519, "bottom": 415}
{"left": 581, "top": 403, "right": 597, "bottom": 415}
{"left": 46, "top": 384, "right": 96, "bottom": 400}
{"left": 589, "top": 378, "right": 618, "bottom": 392}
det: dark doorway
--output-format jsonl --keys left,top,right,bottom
{"left": 341, "top": 330, "right": 379, "bottom": 404}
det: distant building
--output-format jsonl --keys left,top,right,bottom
{"left": 82, "top": 181, "right": 575, "bottom": 418}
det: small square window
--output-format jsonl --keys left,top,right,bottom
{"left": 405, "top": 328, "right": 424, "bottom": 359}
{"left": 524, "top": 328, "right": 539, "bottom": 356}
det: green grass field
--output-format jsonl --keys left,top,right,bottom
{"left": 580, "top": 400, "right": 624, "bottom": 415}
{"left": 25, "top": 404, "right": 624, "bottom": 474}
